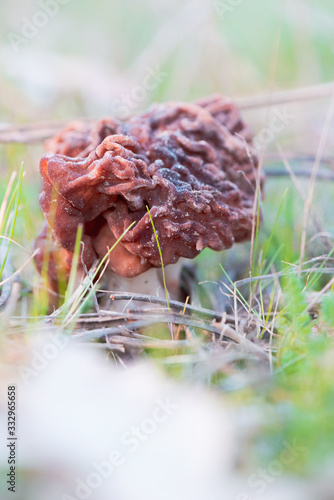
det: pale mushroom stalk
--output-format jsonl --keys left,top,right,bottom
{"left": 103, "top": 259, "right": 188, "bottom": 311}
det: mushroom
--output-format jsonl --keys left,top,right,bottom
{"left": 35, "top": 94, "right": 263, "bottom": 307}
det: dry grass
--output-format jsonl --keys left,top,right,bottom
{"left": 1, "top": 0, "right": 334, "bottom": 492}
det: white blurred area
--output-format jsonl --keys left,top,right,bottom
{"left": 0, "top": 0, "right": 262, "bottom": 121}
{"left": 0, "top": 0, "right": 331, "bottom": 158}
{"left": 1, "top": 1, "right": 334, "bottom": 498}
{"left": 0, "top": 332, "right": 237, "bottom": 500}
{"left": 0, "top": 331, "right": 331, "bottom": 500}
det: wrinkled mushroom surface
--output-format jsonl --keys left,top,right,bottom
{"left": 35, "top": 94, "right": 263, "bottom": 290}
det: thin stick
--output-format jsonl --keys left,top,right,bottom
{"left": 106, "top": 335, "right": 188, "bottom": 350}
{"left": 0, "top": 119, "right": 94, "bottom": 144}
{"left": 264, "top": 153, "right": 334, "bottom": 169}
{"left": 1, "top": 82, "right": 334, "bottom": 144}
{"left": 235, "top": 80, "right": 334, "bottom": 110}
{"left": 264, "top": 168, "right": 334, "bottom": 181}
{"left": 146, "top": 206, "right": 170, "bottom": 310}
{"left": 72, "top": 314, "right": 268, "bottom": 359}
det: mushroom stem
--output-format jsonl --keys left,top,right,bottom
{"left": 104, "top": 259, "right": 188, "bottom": 311}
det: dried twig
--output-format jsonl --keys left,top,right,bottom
{"left": 96, "top": 290, "right": 224, "bottom": 321}
{"left": 264, "top": 153, "right": 334, "bottom": 170}
{"left": 0, "top": 119, "right": 94, "bottom": 144}
{"left": 235, "top": 81, "right": 334, "bottom": 110}
{"left": 1, "top": 82, "right": 334, "bottom": 144}
{"left": 106, "top": 335, "right": 188, "bottom": 350}
{"left": 71, "top": 307, "right": 269, "bottom": 360}
{"left": 264, "top": 168, "right": 334, "bottom": 181}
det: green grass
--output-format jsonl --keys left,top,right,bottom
{"left": 146, "top": 205, "right": 170, "bottom": 311}
{"left": 1, "top": 114, "right": 334, "bottom": 480}
{"left": 0, "top": 165, "right": 24, "bottom": 285}
{"left": 1, "top": 0, "right": 334, "bottom": 485}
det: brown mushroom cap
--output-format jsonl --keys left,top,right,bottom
{"left": 35, "top": 95, "right": 263, "bottom": 287}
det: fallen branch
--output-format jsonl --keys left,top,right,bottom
{"left": 235, "top": 81, "right": 334, "bottom": 110}
{"left": 1, "top": 82, "right": 334, "bottom": 143}
{"left": 72, "top": 310, "right": 269, "bottom": 360}
{"left": 264, "top": 168, "right": 334, "bottom": 181}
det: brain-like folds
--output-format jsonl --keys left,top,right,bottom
{"left": 35, "top": 95, "right": 263, "bottom": 287}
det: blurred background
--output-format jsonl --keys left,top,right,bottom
{"left": 1, "top": 1, "right": 334, "bottom": 499}
{"left": 1, "top": 0, "right": 334, "bottom": 117}
{"left": 1, "top": 0, "right": 334, "bottom": 269}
